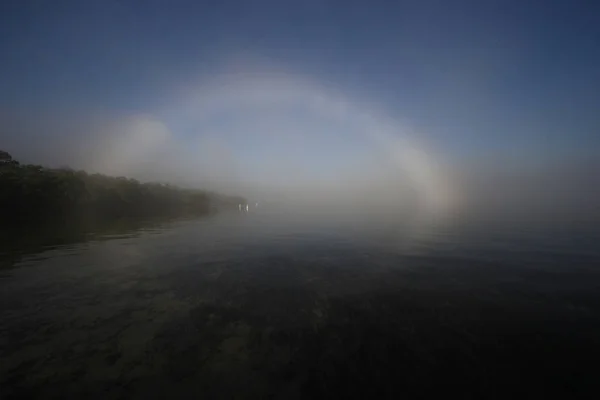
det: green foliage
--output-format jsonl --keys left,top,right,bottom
{"left": 0, "top": 155, "right": 241, "bottom": 225}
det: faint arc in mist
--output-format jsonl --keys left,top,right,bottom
{"left": 167, "top": 74, "right": 456, "bottom": 218}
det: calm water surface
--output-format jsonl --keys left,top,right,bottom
{"left": 2, "top": 209, "right": 600, "bottom": 398}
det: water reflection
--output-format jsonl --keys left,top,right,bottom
{"left": 1, "top": 211, "right": 599, "bottom": 398}
{"left": 0, "top": 214, "right": 215, "bottom": 270}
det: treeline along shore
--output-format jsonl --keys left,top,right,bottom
{"left": 0, "top": 150, "right": 246, "bottom": 226}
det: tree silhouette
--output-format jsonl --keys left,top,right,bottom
{"left": 0, "top": 150, "right": 19, "bottom": 166}
{"left": 0, "top": 158, "right": 244, "bottom": 225}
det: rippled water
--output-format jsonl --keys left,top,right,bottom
{"left": 1, "top": 209, "right": 600, "bottom": 398}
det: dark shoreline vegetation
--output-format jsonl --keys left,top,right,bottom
{"left": 0, "top": 151, "right": 246, "bottom": 226}
{"left": 0, "top": 150, "right": 245, "bottom": 268}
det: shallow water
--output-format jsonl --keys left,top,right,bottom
{"left": 1, "top": 208, "right": 600, "bottom": 398}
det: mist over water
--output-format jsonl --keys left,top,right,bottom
{"left": 3, "top": 69, "right": 599, "bottom": 227}
{"left": 2, "top": 2, "right": 600, "bottom": 395}
{"left": 2, "top": 95, "right": 600, "bottom": 395}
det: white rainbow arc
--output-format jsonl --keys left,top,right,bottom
{"left": 166, "top": 74, "right": 456, "bottom": 218}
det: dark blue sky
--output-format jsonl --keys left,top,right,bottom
{"left": 1, "top": 0, "right": 599, "bottom": 171}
